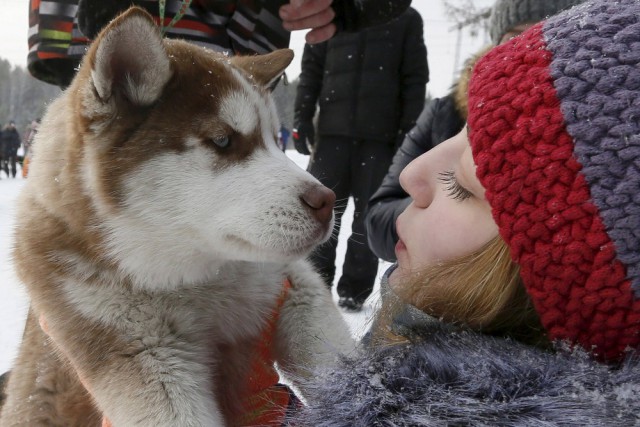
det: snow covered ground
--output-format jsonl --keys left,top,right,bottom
{"left": 0, "top": 171, "right": 30, "bottom": 374}
{"left": 0, "top": 150, "right": 386, "bottom": 374}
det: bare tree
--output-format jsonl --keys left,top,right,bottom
{"left": 443, "top": 0, "right": 492, "bottom": 37}
{"left": 442, "top": 0, "right": 492, "bottom": 78}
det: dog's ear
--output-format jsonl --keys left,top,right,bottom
{"left": 231, "top": 49, "right": 294, "bottom": 88}
{"left": 89, "top": 7, "right": 172, "bottom": 106}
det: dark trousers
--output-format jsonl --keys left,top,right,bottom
{"left": 307, "top": 136, "right": 395, "bottom": 303}
{"left": 1, "top": 155, "right": 16, "bottom": 178}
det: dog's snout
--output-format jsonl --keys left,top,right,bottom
{"left": 301, "top": 185, "right": 335, "bottom": 224}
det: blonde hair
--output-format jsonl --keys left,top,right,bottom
{"left": 378, "top": 237, "right": 547, "bottom": 347}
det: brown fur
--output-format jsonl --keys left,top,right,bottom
{"left": 1, "top": 312, "right": 102, "bottom": 426}
{"left": 1, "top": 8, "right": 351, "bottom": 427}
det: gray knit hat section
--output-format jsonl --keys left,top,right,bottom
{"left": 544, "top": 0, "right": 640, "bottom": 294}
{"left": 489, "top": 0, "right": 585, "bottom": 44}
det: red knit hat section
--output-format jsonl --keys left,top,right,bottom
{"left": 468, "top": 23, "right": 640, "bottom": 361}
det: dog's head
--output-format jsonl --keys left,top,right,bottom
{"left": 48, "top": 8, "right": 334, "bottom": 287}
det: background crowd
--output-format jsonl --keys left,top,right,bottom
{"left": 0, "top": 119, "right": 39, "bottom": 180}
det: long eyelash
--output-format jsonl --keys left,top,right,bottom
{"left": 438, "top": 170, "right": 472, "bottom": 201}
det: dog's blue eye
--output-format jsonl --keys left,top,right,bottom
{"left": 210, "top": 136, "right": 230, "bottom": 148}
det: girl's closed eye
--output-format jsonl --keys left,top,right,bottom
{"left": 438, "top": 170, "right": 472, "bottom": 201}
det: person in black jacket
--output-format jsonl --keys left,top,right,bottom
{"left": 365, "top": 0, "right": 586, "bottom": 263}
{"left": 1, "top": 122, "right": 21, "bottom": 179}
{"left": 293, "top": 7, "right": 428, "bottom": 311}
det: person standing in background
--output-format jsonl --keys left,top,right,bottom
{"left": 278, "top": 125, "right": 291, "bottom": 151}
{"left": 1, "top": 122, "right": 21, "bottom": 179}
{"left": 292, "top": 7, "right": 428, "bottom": 311}
{"left": 22, "top": 119, "right": 39, "bottom": 159}
{"left": 365, "top": 0, "right": 586, "bottom": 263}
{"left": 21, "top": 119, "right": 40, "bottom": 178}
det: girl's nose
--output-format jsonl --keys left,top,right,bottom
{"left": 399, "top": 151, "right": 435, "bottom": 208}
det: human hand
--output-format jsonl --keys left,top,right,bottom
{"left": 279, "top": 0, "right": 337, "bottom": 44}
{"left": 292, "top": 121, "right": 315, "bottom": 155}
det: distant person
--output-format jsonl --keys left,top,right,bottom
{"left": 366, "top": 0, "right": 586, "bottom": 262}
{"left": 22, "top": 119, "right": 40, "bottom": 159}
{"left": 26, "top": 0, "right": 412, "bottom": 87}
{"left": 1, "top": 122, "right": 21, "bottom": 179}
{"left": 278, "top": 125, "right": 290, "bottom": 151}
{"left": 292, "top": 7, "right": 428, "bottom": 311}
{"left": 21, "top": 119, "right": 40, "bottom": 178}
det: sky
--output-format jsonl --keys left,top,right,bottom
{"left": 0, "top": 0, "right": 493, "bottom": 98}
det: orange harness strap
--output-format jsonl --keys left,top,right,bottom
{"left": 235, "top": 278, "right": 294, "bottom": 427}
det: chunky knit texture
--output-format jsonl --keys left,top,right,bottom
{"left": 489, "top": 0, "right": 585, "bottom": 44}
{"left": 469, "top": 0, "right": 640, "bottom": 362}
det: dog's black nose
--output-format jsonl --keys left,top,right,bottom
{"left": 302, "top": 185, "right": 335, "bottom": 224}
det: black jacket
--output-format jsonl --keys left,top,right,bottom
{"left": 1, "top": 128, "right": 21, "bottom": 157}
{"left": 365, "top": 94, "right": 465, "bottom": 261}
{"left": 294, "top": 7, "right": 428, "bottom": 143}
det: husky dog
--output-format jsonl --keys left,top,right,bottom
{"left": 0, "top": 7, "right": 353, "bottom": 426}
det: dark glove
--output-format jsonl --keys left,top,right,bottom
{"left": 292, "top": 121, "right": 315, "bottom": 155}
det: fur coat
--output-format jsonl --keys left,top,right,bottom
{"left": 295, "top": 273, "right": 640, "bottom": 426}
{"left": 296, "top": 323, "right": 640, "bottom": 426}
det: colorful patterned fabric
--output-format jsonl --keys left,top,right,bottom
{"left": 28, "top": 0, "right": 88, "bottom": 86}
{"left": 468, "top": 0, "right": 640, "bottom": 362}
{"left": 27, "top": 0, "right": 290, "bottom": 87}
{"left": 135, "top": 0, "right": 290, "bottom": 55}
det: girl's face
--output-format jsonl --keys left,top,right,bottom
{"left": 391, "top": 127, "right": 499, "bottom": 286}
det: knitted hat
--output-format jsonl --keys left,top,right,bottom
{"left": 468, "top": 0, "right": 640, "bottom": 362}
{"left": 489, "top": 0, "right": 586, "bottom": 44}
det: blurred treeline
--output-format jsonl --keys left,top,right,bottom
{"left": 0, "top": 58, "right": 61, "bottom": 131}
{"left": 0, "top": 55, "right": 298, "bottom": 133}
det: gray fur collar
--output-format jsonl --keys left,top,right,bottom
{"left": 296, "top": 324, "right": 640, "bottom": 426}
